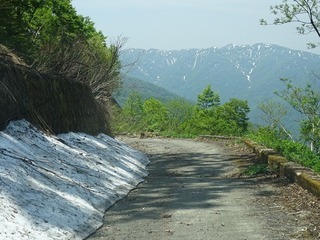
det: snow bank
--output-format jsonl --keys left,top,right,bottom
{"left": 0, "top": 120, "right": 149, "bottom": 239}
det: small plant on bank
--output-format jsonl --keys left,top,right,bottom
{"left": 243, "top": 164, "right": 270, "bottom": 176}
{"left": 247, "top": 127, "right": 320, "bottom": 174}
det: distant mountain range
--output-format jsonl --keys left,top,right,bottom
{"left": 119, "top": 43, "right": 320, "bottom": 134}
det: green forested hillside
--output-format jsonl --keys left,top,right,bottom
{"left": 113, "top": 85, "right": 250, "bottom": 137}
{"left": 113, "top": 76, "right": 186, "bottom": 106}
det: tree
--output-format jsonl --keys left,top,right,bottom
{"left": 213, "top": 99, "right": 250, "bottom": 135}
{"left": 0, "top": 0, "right": 46, "bottom": 57}
{"left": 0, "top": 1, "right": 122, "bottom": 101}
{"left": 143, "top": 98, "right": 168, "bottom": 132}
{"left": 190, "top": 87, "right": 250, "bottom": 136}
{"left": 191, "top": 85, "right": 220, "bottom": 135}
{"left": 223, "top": 99, "right": 250, "bottom": 133}
{"left": 261, "top": 0, "right": 320, "bottom": 48}
{"left": 258, "top": 100, "right": 294, "bottom": 141}
{"left": 165, "top": 98, "right": 194, "bottom": 131}
{"left": 113, "top": 92, "right": 145, "bottom": 133}
{"left": 196, "top": 85, "right": 220, "bottom": 110}
{"left": 276, "top": 78, "right": 320, "bottom": 152}
{"left": 261, "top": 1, "right": 320, "bottom": 153}
{"left": 123, "top": 91, "right": 144, "bottom": 121}
{"left": 0, "top": 0, "right": 94, "bottom": 60}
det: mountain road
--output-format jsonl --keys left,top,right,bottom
{"left": 85, "top": 137, "right": 320, "bottom": 240}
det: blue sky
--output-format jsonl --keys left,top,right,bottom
{"left": 72, "top": 0, "right": 320, "bottom": 54}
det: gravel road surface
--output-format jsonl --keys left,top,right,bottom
{"left": 85, "top": 137, "right": 320, "bottom": 240}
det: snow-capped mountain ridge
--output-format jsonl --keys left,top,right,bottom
{"left": 122, "top": 43, "right": 319, "bottom": 102}
{"left": 121, "top": 43, "right": 320, "bottom": 132}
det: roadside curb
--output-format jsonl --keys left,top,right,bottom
{"left": 243, "top": 140, "right": 320, "bottom": 198}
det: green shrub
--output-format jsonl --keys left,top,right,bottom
{"left": 248, "top": 127, "right": 320, "bottom": 173}
{"left": 243, "top": 164, "right": 270, "bottom": 176}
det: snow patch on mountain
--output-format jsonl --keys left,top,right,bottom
{"left": 121, "top": 43, "right": 320, "bottom": 103}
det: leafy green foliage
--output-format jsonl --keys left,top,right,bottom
{"left": 275, "top": 78, "right": 320, "bottom": 153}
{"left": 112, "top": 92, "right": 145, "bottom": 133}
{"left": 191, "top": 89, "right": 250, "bottom": 136}
{"left": 255, "top": 1, "right": 320, "bottom": 174}
{"left": 258, "top": 100, "right": 294, "bottom": 141}
{"left": 165, "top": 98, "right": 194, "bottom": 132}
{"left": 261, "top": 0, "right": 320, "bottom": 48}
{"left": 221, "top": 98, "right": 250, "bottom": 133}
{"left": 0, "top": 0, "right": 122, "bottom": 100}
{"left": 243, "top": 164, "right": 270, "bottom": 176}
{"left": 248, "top": 127, "right": 320, "bottom": 173}
{"left": 123, "top": 91, "right": 144, "bottom": 121}
{"left": 0, "top": 0, "right": 93, "bottom": 60}
{"left": 113, "top": 86, "right": 250, "bottom": 137}
{"left": 143, "top": 98, "right": 168, "bottom": 132}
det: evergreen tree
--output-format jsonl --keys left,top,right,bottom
{"left": 196, "top": 85, "right": 220, "bottom": 110}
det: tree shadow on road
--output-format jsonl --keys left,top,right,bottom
{"left": 96, "top": 150, "right": 263, "bottom": 225}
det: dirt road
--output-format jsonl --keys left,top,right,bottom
{"left": 85, "top": 137, "right": 320, "bottom": 240}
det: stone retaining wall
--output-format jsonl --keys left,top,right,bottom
{"left": 244, "top": 140, "right": 320, "bottom": 197}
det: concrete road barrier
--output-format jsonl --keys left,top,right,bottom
{"left": 244, "top": 140, "right": 320, "bottom": 198}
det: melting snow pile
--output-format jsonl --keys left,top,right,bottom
{"left": 0, "top": 120, "right": 149, "bottom": 239}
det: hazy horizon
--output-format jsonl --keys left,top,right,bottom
{"left": 72, "top": 0, "right": 320, "bottom": 54}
